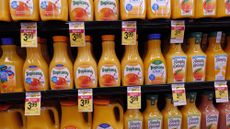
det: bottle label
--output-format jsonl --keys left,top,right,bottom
{"left": 148, "top": 59, "right": 166, "bottom": 84}
{"left": 76, "top": 65, "right": 96, "bottom": 88}
{"left": 192, "top": 56, "right": 206, "bottom": 82}
{"left": 124, "top": 0, "right": 145, "bottom": 14}
{"left": 40, "top": 0, "right": 61, "bottom": 16}
{"left": 128, "top": 120, "right": 142, "bottom": 129}
{"left": 187, "top": 115, "right": 201, "bottom": 129}
{"left": 124, "top": 64, "right": 143, "bottom": 85}
{"left": 97, "top": 123, "right": 113, "bottom": 129}
{"left": 98, "top": 0, "right": 118, "bottom": 20}
{"left": 10, "top": 0, "right": 34, "bottom": 16}
{"left": 226, "top": 113, "right": 230, "bottom": 128}
{"left": 71, "top": 0, "right": 92, "bottom": 20}
{"left": 0, "top": 65, "right": 16, "bottom": 92}
{"left": 148, "top": 117, "right": 162, "bottom": 129}
{"left": 225, "top": 0, "right": 230, "bottom": 14}
{"left": 168, "top": 117, "right": 182, "bottom": 129}
{"left": 51, "top": 64, "right": 71, "bottom": 89}
{"left": 25, "top": 66, "right": 45, "bottom": 90}
{"left": 214, "top": 54, "right": 228, "bottom": 81}
{"left": 64, "top": 126, "right": 77, "bottom": 129}
{"left": 100, "top": 65, "right": 118, "bottom": 86}
{"left": 151, "top": 0, "right": 170, "bottom": 16}
{"left": 206, "top": 114, "right": 219, "bottom": 129}
{"left": 172, "top": 56, "right": 187, "bottom": 83}
{"left": 203, "top": 0, "right": 216, "bottom": 16}
{"left": 180, "top": 0, "right": 193, "bottom": 16}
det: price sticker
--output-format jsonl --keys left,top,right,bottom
{"left": 127, "top": 86, "right": 141, "bottom": 109}
{"left": 172, "top": 83, "right": 187, "bottom": 106}
{"left": 21, "top": 22, "right": 37, "bottom": 47}
{"left": 25, "top": 92, "right": 41, "bottom": 116}
{"left": 78, "top": 89, "right": 93, "bottom": 112}
{"left": 170, "top": 20, "right": 185, "bottom": 43}
{"left": 216, "top": 31, "right": 222, "bottom": 43}
{"left": 69, "top": 22, "right": 85, "bottom": 47}
{"left": 215, "top": 81, "right": 229, "bottom": 103}
{"left": 122, "top": 21, "right": 137, "bottom": 45}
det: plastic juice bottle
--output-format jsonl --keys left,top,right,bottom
{"left": 199, "top": 91, "right": 219, "bottom": 129}
{"left": 206, "top": 32, "right": 228, "bottom": 81}
{"left": 124, "top": 109, "right": 143, "bottom": 129}
{"left": 217, "top": 0, "right": 230, "bottom": 18}
{"left": 120, "top": 0, "right": 146, "bottom": 20}
{"left": 144, "top": 34, "right": 166, "bottom": 85}
{"left": 143, "top": 95, "right": 163, "bottom": 129}
{"left": 39, "top": 0, "right": 68, "bottom": 21}
{"left": 162, "top": 94, "right": 182, "bottom": 129}
{"left": 171, "top": 0, "right": 194, "bottom": 19}
{"left": 9, "top": 0, "right": 40, "bottom": 21}
{"left": 98, "top": 35, "right": 120, "bottom": 87}
{"left": 186, "top": 32, "right": 206, "bottom": 82}
{"left": 166, "top": 43, "right": 187, "bottom": 83}
{"left": 49, "top": 36, "right": 73, "bottom": 90}
{"left": 40, "top": 38, "right": 50, "bottom": 63}
{"left": 23, "top": 38, "right": 49, "bottom": 91}
{"left": 94, "top": 0, "right": 119, "bottom": 21}
{"left": 217, "top": 100, "right": 230, "bottom": 129}
{"left": 195, "top": 0, "right": 217, "bottom": 18}
{"left": 0, "top": 0, "right": 11, "bottom": 21}
{"left": 74, "top": 36, "right": 97, "bottom": 89}
{"left": 68, "top": 0, "right": 94, "bottom": 21}
{"left": 181, "top": 92, "right": 201, "bottom": 129}
{"left": 225, "top": 34, "right": 230, "bottom": 80}
{"left": 147, "top": 0, "right": 170, "bottom": 19}
{"left": 0, "top": 38, "right": 24, "bottom": 93}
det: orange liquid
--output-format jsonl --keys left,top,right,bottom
{"left": 217, "top": 0, "right": 230, "bottom": 18}
{"left": 172, "top": 0, "right": 194, "bottom": 19}
{"left": 0, "top": 0, "right": 11, "bottom": 21}
{"left": 147, "top": 0, "right": 170, "bottom": 19}
{"left": 195, "top": 0, "right": 217, "bottom": 18}
{"left": 225, "top": 35, "right": 230, "bottom": 80}
{"left": 124, "top": 109, "right": 143, "bottom": 129}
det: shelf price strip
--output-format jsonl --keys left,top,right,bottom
{"left": 171, "top": 83, "right": 187, "bottom": 106}
{"left": 78, "top": 89, "right": 93, "bottom": 112}
{"left": 127, "top": 86, "right": 141, "bottom": 109}
{"left": 25, "top": 92, "right": 41, "bottom": 116}
{"left": 69, "top": 22, "right": 85, "bottom": 47}
{"left": 122, "top": 21, "right": 137, "bottom": 45}
{"left": 20, "top": 22, "right": 37, "bottom": 47}
{"left": 215, "top": 81, "right": 229, "bottom": 103}
{"left": 170, "top": 20, "right": 185, "bottom": 43}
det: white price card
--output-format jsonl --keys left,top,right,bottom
{"left": 170, "top": 20, "right": 185, "bottom": 43}
{"left": 25, "top": 92, "right": 41, "bottom": 116}
{"left": 216, "top": 31, "right": 222, "bottom": 43}
{"left": 172, "top": 83, "right": 187, "bottom": 106}
{"left": 69, "top": 22, "right": 85, "bottom": 47}
{"left": 127, "top": 86, "right": 141, "bottom": 109}
{"left": 122, "top": 21, "right": 137, "bottom": 45}
{"left": 21, "top": 22, "right": 37, "bottom": 47}
{"left": 215, "top": 81, "right": 229, "bottom": 103}
{"left": 78, "top": 89, "right": 93, "bottom": 112}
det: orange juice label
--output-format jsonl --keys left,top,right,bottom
{"left": 214, "top": 54, "right": 227, "bottom": 81}
{"left": 226, "top": 113, "right": 230, "bottom": 127}
{"left": 98, "top": 0, "right": 118, "bottom": 20}
{"left": 124, "top": 64, "right": 142, "bottom": 85}
{"left": 168, "top": 117, "right": 181, "bottom": 129}
{"left": 151, "top": 0, "right": 170, "bottom": 15}
{"left": 172, "top": 56, "right": 187, "bottom": 83}
{"left": 25, "top": 66, "right": 45, "bottom": 90}
{"left": 180, "top": 0, "right": 193, "bottom": 16}
{"left": 124, "top": 0, "right": 145, "bottom": 14}
{"left": 71, "top": 0, "right": 92, "bottom": 20}
{"left": 192, "top": 56, "right": 206, "bottom": 82}
{"left": 0, "top": 65, "right": 16, "bottom": 92}
{"left": 128, "top": 120, "right": 143, "bottom": 129}
{"left": 10, "top": 0, "right": 34, "bottom": 16}
{"left": 187, "top": 115, "right": 200, "bottom": 129}
{"left": 148, "top": 117, "right": 162, "bottom": 129}
{"left": 40, "top": 0, "right": 61, "bottom": 16}
{"left": 206, "top": 114, "right": 218, "bottom": 129}
{"left": 97, "top": 123, "right": 113, "bottom": 129}
{"left": 225, "top": 0, "right": 230, "bottom": 14}
{"left": 51, "top": 64, "right": 71, "bottom": 89}
{"left": 100, "top": 65, "right": 118, "bottom": 86}
{"left": 148, "top": 59, "right": 166, "bottom": 84}
{"left": 76, "top": 65, "right": 96, "bottom": 88}
{"left": 64, "top": 126, "right": 77, "bottom": 129}
{"left": 203, "top": 0, "right": 216, "bottom": 16}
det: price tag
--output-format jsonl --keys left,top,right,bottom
{"left": 122, "top": 21, "right": 137, "bottom": 45}
{"left": 215, "top": 81, "right": 229, "bottom": 103}
{"left": 127, "top": 86, "right": 141, "bottom": 109}
{"left": 25, "top": 92, "right": 41, "bottom": 116}
{"left": 69, "top": 22, "right": 85, "bottom": 47}
{"left": 170, "top": 20, "right": 185, "bottom": 43}
{"left": 20, "top": 22, "right": 37, "bottom": 47}
{"left": 171, "top": 83, "right": 187, "bottom": 106}
{"left": 216, "top": 31, "right": 222, "bottom": 43}
{"left": 78, "top": 89, "right": 93, "bottom": 112}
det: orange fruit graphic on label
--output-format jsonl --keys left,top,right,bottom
{"left": 125, "top": 73, "right": 140, "bottom": 85}
{"left": 31, "top": 78, "right": 40, "bottom": 87}
{"left": 203, "top": 0, "right": 215, "bottom": 12}
{"left": 100, "top": 8, "right": 116, "bottom": 20}
{"left": 174, "top": 69, "right": 184, "bottom": 81}
{"left": 225, "top": 1, "right": 230, "bottom": 11}
{"left": 181, "top": 1, "right": 192, "bottom": 13}
{"left": 102, "top": 74, "right": 116, "bottom": 86}
{"left": 193, "top": 68, "right": 203, "bottom": 80}
{"left": 72, "top": 8, "right": 88, "bottom": 20}
{"left": 77, "top": 76, "right": 92, "bottom": 87}
{"left": 56, "top": 77, "right": 67, "bottom": 86}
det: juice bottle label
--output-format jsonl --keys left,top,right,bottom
{"left": 202, "top": 0, "right": 216, "bottom": 16}
{"left": 148, "top": 117, "right": 162, "bottom": 129}
{"left": 225, "top": 0, "right": 230, "bottom": 14}
{"left": 187, "top": 115, "right": 201, "bottom": 129}
{"left": 76, "top": 65, "right": 96, "bottom": 88}
{"left": 148, "top": 59, "right": 166, "bottom": 84}
{"left": 124, "top": 0, "right": 145, "bottom": 15}
{"left": 128, "top": 120, "right": 143, "bottom": 129}
{"left": 51, "top": 64, "right": 71, "bottom": 89}
{"left": 124, "top": 64, "right": 142, "bottom": 85}
{"left": 214, "top": 54, "right": 228, "bottom": 81}
{"left": 180, "top": 0, "right": 193, "bottom": 16}
{"left": 0, "top": 65, "right": 16, "bottom": 92}
{"left": 97, "top": 123, "right": 113, "bottom": 129}
{"left": 172, "top": 56, "right": 187, "bottom": 83}
{"left": 226, "top": 113, "right": 230, "bottom": 128}
{"left": 10, "top": 0, "right": 34, "bottom": 16}
{"left": 71, "top": 0, "right": 92, "bottom": 20}
{"left": 150, "top": 0, "right": 170, "bottom": 16}
{"left": 25, "top": 66, "right": 45, "bottom": 90}
{"left": 100, "top": 65, "right": 118, "bottom": 86}
{"left": 98, "top": 0, "right": 118, "bottom": 20}
{"left": 64, "top": 126, "right": 77, "bottom": 129}
{"left": 40, "top": 0, "right": 61, "bottom": 16}
{"left": 192, "top": 56, "right": 206, "bottom": 82}
{"left": 168, "top": 117, "right": 181, "bottom": 129}
{"left": 206, "top": 114, "right": 218, "bottom": 129}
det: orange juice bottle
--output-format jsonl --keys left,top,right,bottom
{"left": 98, "top": 35, "right": 120, "bottom": 87}
{"left": 0, "top": 38, "right": 24, "bottom": 93}
{"left": 195, "top": 0, "right": 217, "bottom": 18}
{"left": 166, "top": 43, "right": 187, "bottom": 83}
{"left": 206, "top": 32, "right": 228, "bottom": 81}
{"left": 124, "top": 109, "right": 143, "bottom": 129}
{"left": 217, "top": 0, "right": 230, "bottom": 18}
{"left": 40, "top": 38, "right": 50, "bottom": 63}
{"left": 69, "top": 0, "right": 94, "bottom": 21}
{"left": 217, "top": 100, "right": 230, "bottom": 129}
{"left": 226, "top": 34, "right": 230, "bottom": 80}
{"left": 74, "top": 36, "right": 97, "bottom": 88}
{"left": 181, "top": 92, "right": 201, "bottom": 129}
{"left": 162, "top": 94, "right": 182, "bottom": 129}
{"left": 147, "top": 0, "right": 171, "bottom": 19}
{"left": 172, "top": 0, "right": 194, "bottom": 19}
{"left": 94, "top": 0, "right": 119, "bottom": 21}
{"left": 0, "top": 0, "right": 11, "bottom": 21}
{"left": 143, "top": 95, "right": 163, "bottom": 129}
{"left": 186, "top": 32, "right": 206, "bottom": 82}
{"left": 23, "top": 38, "right": 49, "bottom": 91}
{"left": 39, "top": 0, "right": 68, "bottom": 21}
{"left": 49, "top": 36, "right": 73, "bottom": 90}
{"left": 9, "top": 0, "right": 40, "bottom": 21}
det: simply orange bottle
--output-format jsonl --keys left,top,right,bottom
{"left": 195, "top": 0, "right": 217, "bottom": 18}
{"left": 217, "top": 0, "right": 230, "bottom": 18}
{"left": 98, "top": 35, "right": 120, "bottom": 87}
{"left": 74, "top": 36, "right": 97, "bottom": 89}
{"left": 23, "top": 38, "right": 49, "bottom": 91}
{"left": 49, "top": 36, "right": 73, "bottom": 90}
{"left": 147, "top": 0, "right": 171, "bottom": 19}
{"left": 124, "top": 109, "right": 143, "bottom": 129}
{"left": 94, "top": 0, "right": 119, "bottom": 21}
{"left": 9, "top": 0, "right": 40, "bottom": 21}
{"left": 39, "top": 0, "right": 68, "bottom": 21}
{"left": 0, "top": 0, "right": 11, "bottom": 21}
{"left": 225, "top": 34, "right": 230, "bottom": 80}
{"left": 172, "top": 0, "right": 194, "bottom": 19}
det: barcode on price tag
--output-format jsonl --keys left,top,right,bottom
{"left": 78, "top": 89, "right": 93, "bottom": 112}
{"left": 170, "top": 20, "right": 185, "bottom": 43}
{"left": 172, "top": 83, "right": 187, "bottom": 106}
{"left": 21, "top": 22, "right": 37, "bottom": 47}
{"left": 25, "top": 92, "right": 41, "bottom": 116}
{"left": 215, "top": 81, "right": 229, "bottom": 103}
{"left": 69, "top": 22, "right": 85, "bottom": 47}
{"left": 122, "top": 21, "right": 137, "bottom": 45}
{"left": 127, "top": 86, "right": 141, "bottom": 109}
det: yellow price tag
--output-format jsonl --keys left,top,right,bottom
{"left": 69, "top": 22, "right": 85, "bottom": 47}
{"left": 170, "top": 20, "right": 185, "bottom": 43}
{"left": 122, "top": 21, "right": 137, "bottom": 45}
{"left": 21, "top": 22, "right": 37, "bottom": 47}
{"left": 78, "top": 89, "right": 93, "bottom": 112}
{"left": 172, "top": 83, "right": 187, "bottom": 106}
{"left": 127, "top": 86, "right": 141, "bottom": 109}
{"left": 215, "top": 81, "right": 229, "bottom": 103}
{"left": 25, "top": 92, "right": 41, "bottom": 116}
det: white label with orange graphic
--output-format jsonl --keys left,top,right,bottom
{"left": 100, "top": 65, "right": 118, "bottom": 86}
{"left": 40, "top": 0, "right": 61, "bottom": 16}
{"left": 98, "top": 0, "right": 118, "bottom": 15}
{"left": 124, "top": 64, "right": 142, "bottom": 85}
{"left": 206, "top": 114, "right": 219, "bottom": 129}
{"left": 214, "top": 54, "right": 227, "bottom": 81}
{"left": 148, "top": 59, "right": 166, "bottom": 84}
{"left": 76, "top": 66, "right": 96, "bottom": 88}
{"left": 71, "top": 0, "right": 92, "bottom": 19}
{"left": 0, "top": 65, "right": 16, "bottom": 93}
{"left": 172, "top": 56, "right": 187, "bottom": 83}
{"left": 192, "top": 56, "right": 206, "bottom": 82}
{"left": 124, "top": 0, "right": 145, "bottom": 14}
{"left": 25, "top": 92, "right": 41, "bottom": 116}
{"left": 151, "top": 0, "right": 170, "bottom": 15}
{"left": 10, "top": 0, "right": 34, "bottom": 16}
{"left": 203, "top": 0, "right": 216, "bottom": 16}
{"left": 180, "top": 0, "right": 193, "bottom": 16}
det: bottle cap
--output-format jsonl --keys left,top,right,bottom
{"left": 148, "top": 34, "right": 161, "bottom": 40}
{"left": 1, "top": 38, "right": 14, "bottom": 45}
{"left": 102, "top": 35, "right": 115, "bottom": 41}
{"left": 85, "top": 35, "right": 92, "bottom": 42}
{"left": 146, "top": 94, "right": 158, "bottom": 100}
{"left": 53, "top": 36, "right": 68, "bottom": 42}
{"left": 191, "top": 32, "right": 202, "bottom": 38}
